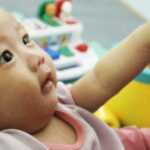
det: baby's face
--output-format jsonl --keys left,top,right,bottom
{"left": 0, "top": 9, "right": 58, "bottom": 133}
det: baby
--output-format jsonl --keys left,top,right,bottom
{"left": 0, "top": 8, "right": 150, "bottom": 150}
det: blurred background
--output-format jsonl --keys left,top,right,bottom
{"left": 0, "top": 0, "right": 146, "bottom": 48}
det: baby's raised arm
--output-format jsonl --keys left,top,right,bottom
{"left": 71, "top": 22, "right": 150, "bottom": 112}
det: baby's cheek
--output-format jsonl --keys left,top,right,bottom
{"left": 20, "top": 80, "right": 41, "bottom": 100}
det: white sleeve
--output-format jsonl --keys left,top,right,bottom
{"left": 0, "top": 129, "right": 48, "bottom": 150}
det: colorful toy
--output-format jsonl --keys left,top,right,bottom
{"left": 36, "top": 0, "right": 76, "bottom": 26}
{"left": 36, "top": 0, "right": 61, "bottom": 27}
{"left": 95, "top": 66, "right": 150, "bottom": 128}
{"left": 21, "top": 1, "right": 102, "bottom": 82}
{"left": 55, "top": 0, "right": 76, "bottom": 24}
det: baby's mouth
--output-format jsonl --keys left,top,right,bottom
{"left": 41, "top": 73, "right": 53, "bottom": 95}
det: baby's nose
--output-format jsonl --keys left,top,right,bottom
{"left": 38, "top": 56, "right": 45, "bottom": 66}
{"left": 27, "top": 53, "right": 45, "bottom": 72}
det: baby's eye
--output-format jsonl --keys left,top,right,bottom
{"left": 22, "top": 34, "right": 31, "bottom": 45}
{"left": 0, "top": 50, "right": 13, "bottom": 64}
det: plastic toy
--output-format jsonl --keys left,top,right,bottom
{"left": 36, "top": 0, "right": 61, "bottom": 27}
{"left": 95, "top": 66, "right": 150, "bottom": 128}
{"left": 21, "top": 1, "right": 101, "bottom": 82}
{"left": 36, "top": 0, "right": 76, "bottom": 26}
{"left": 55, "top": 0, "right": 76, "bottom": 24}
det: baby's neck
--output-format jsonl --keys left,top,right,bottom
{"left": 32, "top": 115, "right": 77, "bottom": 144}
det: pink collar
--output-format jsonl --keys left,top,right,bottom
{"left": 44, "top": 109, "right": 84, "bottom": 150}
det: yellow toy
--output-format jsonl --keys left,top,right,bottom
{"left": 95, "top": 67, "right": 150, "bottom": 128}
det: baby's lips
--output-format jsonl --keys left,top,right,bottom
{"left": 41, "top": 72, "right": 53, "bottom": 94}
{"left": 41, "top": 79, "right": 53, "bottom": 95}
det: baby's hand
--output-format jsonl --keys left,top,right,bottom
{"left": 132, "top": 22, "right": 150, "bottom": 53}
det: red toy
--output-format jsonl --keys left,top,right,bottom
{"left": 55, "top": 0, "right": 77, "bottom": 24}
{"left": 75, "top": 43, "right": 88, "bottom": 52}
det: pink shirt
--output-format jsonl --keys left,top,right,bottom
{"left": 0, "top": 82, "right": 124, "bottom": 150}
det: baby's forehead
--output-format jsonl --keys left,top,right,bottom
{"left": 0, "top": 9, "right": 24, "bottom": 40}
{"left": 0, "top": 8, "right": 18, "bottom": 29}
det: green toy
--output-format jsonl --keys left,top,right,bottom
{"left": 36, "top": 0, "right": 60, "bottom": 27}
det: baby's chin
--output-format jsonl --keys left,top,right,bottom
{"left": 26, "top": 99, "right": 58, "bottom": 134}
{"left": 22, "top": 115, "right": 53, "bottom": 134}
{"left": 14, "top": 109, "right": 55, "bottom": 134}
